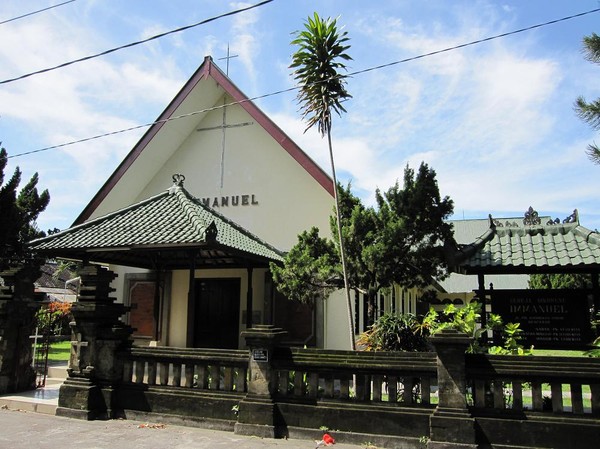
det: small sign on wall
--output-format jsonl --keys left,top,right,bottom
{"left": 252, "top": 348, "right": 269, "bottom": 362}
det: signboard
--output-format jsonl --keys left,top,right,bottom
{"left": 252, "top": 348, "right": 269, "bottom": 362}
{"left": 490, "top": 289, "right": 593, "bottom": 349}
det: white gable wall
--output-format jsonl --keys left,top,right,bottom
{"left": 86, "top": 64, "right": 353, "bottom": 349}
{"left": 137, "top": 94, "right": 333, "bottom": 250}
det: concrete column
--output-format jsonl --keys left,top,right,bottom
{"left": 56, "top": 264, "right": 132, "bottom": 420}
{"left": 428, "top": 329, "right": 477, "bottom": 449}
{"left": 234, "top": 324, "right": 287, "bottom": 438}
{"left": 0, "top": 265, "right": 40, "bottom": 394}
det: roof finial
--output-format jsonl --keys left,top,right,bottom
{"left": 523, "top": 206, "right": 541, "bottom": 226}
{"left": 172, "top": 173, "right": 185, "bottom": 187}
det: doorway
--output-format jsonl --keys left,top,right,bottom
{"left": 194, "top": 278, "right": 240, "bottom": 349}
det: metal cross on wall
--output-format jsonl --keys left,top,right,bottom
{"left": 196, "top": 45, "right": 253, "bottom": 188}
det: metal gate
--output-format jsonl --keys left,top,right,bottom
{"left": 30, "top": 326, "right": 51, "bottom": 388}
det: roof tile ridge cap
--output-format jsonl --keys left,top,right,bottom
{"left": 574, "top": 225, "right": 600, "bottom": 245}
{"left": 172, "top": 186, "right": 208, "bottom": 237}
{"left": 454, "top": 221, "right": 497, "bottom": 262}
{"left": 185, "top": 192, "right": 284, "bottom": 256}
{"left": 29, "top": 190, "right": 170, "bottom": 244}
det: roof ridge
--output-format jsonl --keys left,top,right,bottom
{"left": 176, "top": 186, "right": 284, "bottom": 257}
{"left": 29, "top": 190, "right": 171, "bottom": 245}
{"left": 170, "top": 185, "right": 210, "bottom": 239}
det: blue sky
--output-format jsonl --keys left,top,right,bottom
{"left": 0, "top": 0, "right": 599, "bottom": 233}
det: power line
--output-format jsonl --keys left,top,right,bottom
{"left": 0, "top": 0, "right": 76, "bottom": 26}
{"left": 0, "top": 0, "right": 274, "bottom": 85}
{"left": 348, "top": 7, "right": 600, "bottom": 78}
{"left": 7, "top": 6, "right": 600, "bottom": 159}
{"left": 8, "top": 87, "right": 298, "bottom": 159}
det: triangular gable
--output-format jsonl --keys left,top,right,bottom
{"left": 74, "top": 55, "right": 333, "bottom": 225}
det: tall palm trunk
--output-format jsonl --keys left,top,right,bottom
{"left": 327, "top": 130, "right": 355, "bottom": 351}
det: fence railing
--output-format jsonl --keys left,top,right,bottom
{"left": 121, "top": 346, "right": 248, "bottom": 394}
{"left": 466, "top": 354, "right": 600, "bottom": 415}
{"left": 272, "top": 347, "right": 438, "bottom": 405}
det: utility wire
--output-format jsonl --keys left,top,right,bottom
{"left": 0, "top": 0, "right": 274, "bottom": 85}
{"left": 347, "top": 7, "right": 600, "bottom": 78}
{"left": 7, "top": 6, "right": 600, "bottom": 159}
{"left": 0, "top": 0, "right": 76, "bottom": 26}
{"left": 9, "top": 87, "right": 298, "bottom": 158}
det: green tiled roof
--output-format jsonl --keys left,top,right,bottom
{"left": 29, "top": 181, "right": 283, "bottom": 269}
{"left": 453, "top": 213, "right": 600, "bottom": 274}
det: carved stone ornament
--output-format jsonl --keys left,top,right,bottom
{"left": 545, "top": 209, "right": 577, "bottom": 226}
{"left": 172, "top": 173, "right": 185, "bottom": 186}
{"left": 563, "top": 210, "right": 577, "bottom": 224}
{"left": 523, "top": 206, "right": 541, "bottom": 226}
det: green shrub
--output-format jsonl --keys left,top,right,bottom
{"left": 357, "top": 313, "right": 430, "bottom": 352}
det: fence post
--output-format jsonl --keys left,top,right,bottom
{"left": 56, "top": 264, "right": 132, "bottom": 420}
{"left": 234, "top": 324, "right": 287, "bottom": 438}
{"left": 0, "top": 265, "right": 40, "bottom": 394}
{"left": 428, "top": 329, "right": 477, "bottom": 449}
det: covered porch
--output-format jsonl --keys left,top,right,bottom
{"left": 29, "top": 174, "right": 284, "bottom": 349}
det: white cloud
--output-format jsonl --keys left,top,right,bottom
{"left": 229, "top": 1, "right": 262, "bottom": 84}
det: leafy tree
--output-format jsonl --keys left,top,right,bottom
{"left": 575, "top": 32, "right": 600, "bottom": 163}
{"left": 271, "top": 163, "right": 454, "bottom": 329}
{"left": 372, "top": 163, "right": 454, "bottom": 291}
{"left": 290, "top": 12, "right": 354, "bottom": 348}
{"left": 0, "top": 146, "right": 50, "bottom": 268}
{"left": 271, "top": 227, "right": 339, "bottom": 304}
{"left": 528, "top": 273, "right": 591, "bottom": 290}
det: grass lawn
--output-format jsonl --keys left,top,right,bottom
{"left": 532, "top": 349, "right": 588, "bottom": 357}
{"left": 46, "top": 340, "right": 70, "bottom": 362}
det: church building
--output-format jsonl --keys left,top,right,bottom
{"left": 32, "top": 56, "right": 365, "bottom": 350}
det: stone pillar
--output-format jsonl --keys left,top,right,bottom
{"left": 56, "top": 264, "right": 132, "bottom": 420}
{"left": 428, "top": 329, "right": 477, "bottom": 449}
{"left": 0, "top": 265, "right": 40, "bottom": 394}
{"left": 234, "top": 324, "right": 287, "bottom": 438}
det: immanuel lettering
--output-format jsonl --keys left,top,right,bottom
{"left": 509, "top": 304, "right": 566, "bottom": 314}
{"left": 201, "top": 194, "right": 259, "bottom": 208}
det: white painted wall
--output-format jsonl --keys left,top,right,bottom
{"left": 86, "top": 79, "right": 354, "bottom": 348}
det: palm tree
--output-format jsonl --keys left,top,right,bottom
{"left": 575, "top": 32, "right": 600, "bottom": 164}
{"left": 290, "top": 13, "right": 355, "bottom": 350}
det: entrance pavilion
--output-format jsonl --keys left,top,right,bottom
{"left": 449, "top": 207, "right": 600, "bottom": 347}
{"left": 29, "top": 174, "right": 283, "bottom": 349}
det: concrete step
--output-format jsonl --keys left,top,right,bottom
{"left": 0, "top": 365, "right": 66, "bottom": 415}
{"left": 47, "top": 365, "right": 68, "bottom": 380}
{"left": 0, "top": 381, "right": 60, "bottom": 415}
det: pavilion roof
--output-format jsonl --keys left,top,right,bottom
{"left": 29, "top": 175, "right": 284, "bottom": 270}
{"left": 450, "top": 208, "right": 600, "bottom": 275}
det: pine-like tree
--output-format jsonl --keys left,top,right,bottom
{"left": 0, "top": 146, "right": 50, "bottom": 268}
{"left": 271, "top": 163, "right": 454, "bottom": 328}
{"left": 575, "top": 32, "right": 600, "bottom": 164}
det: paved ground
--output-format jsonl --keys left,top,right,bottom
{"left": 0, "top": 408, "right": 364, "bottom": 449}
